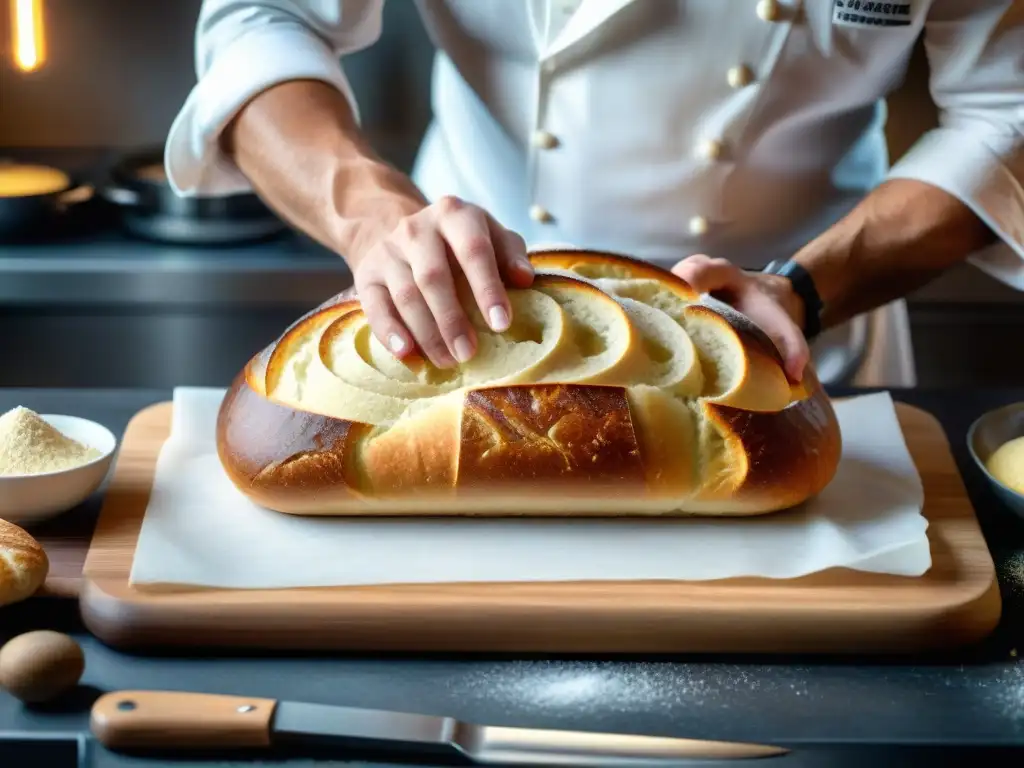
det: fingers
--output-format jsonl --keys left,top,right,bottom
{"left": 386, "top": 264, "right": 461, "bottom": 368}
{"left": 353, "top": 196, "right": 531, "bottom": 368}
{"left": 356, "top": 281, "right": 414, "bottom": 360}
{"left": 435, "top": 198, "right": 514, "bottom": 333}
{"left": 489, "top": 218, "right": 534, "bottom": 289}
{"left": 672, "top": 254, "right": 809, "bottom": 383}
{"left": 743, "top": 290, "right": 810, "bottom": 383}
{"left": 671, "top": 254, "right": 740, "bottom": 295}
{"left": 395, "top": 227, "right": 476, "bottom": 367}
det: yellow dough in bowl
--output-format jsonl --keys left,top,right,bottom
{"left": 986, "top": 435, "right": 1024, "bottom": 495}
{"left": 0, "top": 164, "right": 70, "bottom": 197}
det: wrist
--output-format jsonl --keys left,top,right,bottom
{"left": 329, "top": 159, "right": 427, "bottom": 267}
{"left": 761, "top": 261, "right": 820, "bottom": 339}
{"left": 767, "top": 274, "right": 807, "bottom": 330}
{"left": 223, "top": 79, "right": 428, "bottom": 269}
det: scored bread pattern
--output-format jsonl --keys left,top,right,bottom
{"left": 217, "top": 250, "right": 842, "bottom": 516}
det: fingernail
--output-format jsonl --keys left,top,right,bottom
{"left": 453, "top": 335, "right": 474, "bottom": 363}
{"left": 516, "top": 258, "right": 534, "bottom": 275}
{"left": 387, "top": 334, "right": 407, "bottom": 355}
{"left": 488, "top": 305, "right": 510, "bottom": 332}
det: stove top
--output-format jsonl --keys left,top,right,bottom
{"left": 0, "top": 148, "right": 348, "bottom": 308}
{"left": 0, "top": 145, "right": 339, "bottom": 263}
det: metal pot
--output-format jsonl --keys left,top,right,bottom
{"left": 100, "top": 148, "right": 287, "bottom": 245}
{"left": 0, "top": 161, "right": 93, "bottom": 241}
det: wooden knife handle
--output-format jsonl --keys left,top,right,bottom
{"left": 90, "top": 690, "right": 277, "bottom": 750}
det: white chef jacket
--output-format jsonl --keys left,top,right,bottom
{"left": 164, "top": 0, "right": 1024, "bottom": 388}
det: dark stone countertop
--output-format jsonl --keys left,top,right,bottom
{"left": 1, "top": 387, "right": 1024, "bottom": 768}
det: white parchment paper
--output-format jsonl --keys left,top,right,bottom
{"left": 129, "top": 389, "right": 931, "bottom": 588}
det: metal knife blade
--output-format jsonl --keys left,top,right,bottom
{"left": 91, "top": 690, "right": 788, "bottom": 765}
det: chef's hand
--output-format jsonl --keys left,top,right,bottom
{"left": 671, "top": 254, "right": 810, "bottom": 382}
{"left": 350, "top": 196, "right": 535, "bottom": 369}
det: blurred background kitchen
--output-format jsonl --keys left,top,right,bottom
{"left": 0, "top": 0, "right": 1020, "bottom": 389}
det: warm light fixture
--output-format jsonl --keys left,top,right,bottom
{"left": 11, "top": 0, "right": 46, "bottom": 73}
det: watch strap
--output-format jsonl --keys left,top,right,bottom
{"left": 762, "top": 259, "right": 823, "bottom": 341}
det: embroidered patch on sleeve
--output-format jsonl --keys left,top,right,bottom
{"left": 832, "top": 1, "right": 913, "bottom": 27}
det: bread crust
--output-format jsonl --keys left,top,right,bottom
{"left": 216, "top": 249, "right": 842, "bottom": 516}
{"left": 0, "top": 519, "right": 49, "bottom": 606}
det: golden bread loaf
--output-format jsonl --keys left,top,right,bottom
{"left": 217, "top": 250, "right": 842, "bottom": 516}
{"left": 0, "top": 519, "right": 49, "bottom": 606}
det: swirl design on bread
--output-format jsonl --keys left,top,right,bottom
{"left": 217, "top": 250, "right": 841, "bottom": 516}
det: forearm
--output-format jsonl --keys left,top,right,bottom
{"left": 792, "top": 179, "right": 996, "bottom": 329}
{"left": 221, "top": 79, "right": 427, "bottom": 266}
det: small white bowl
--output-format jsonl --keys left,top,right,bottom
{"left": 0, "top": 414, "right": 118, "bottom": 526}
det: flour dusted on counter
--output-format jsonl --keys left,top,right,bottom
{"left": 1002, "top": 551, "right": 1024, "bottom": 596}
{"left": 0, "top": 407, "right": 100, "bottom": 476}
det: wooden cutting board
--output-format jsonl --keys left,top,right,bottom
{"left": 79, "top": 400, "right": 1001, "bottom": 654}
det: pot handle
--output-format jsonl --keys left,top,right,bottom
{"left": 101, "top": 184, "right": 142, "bottom": 207}
{"left": 55, "top": 184, "right": 95, "bottom": 212}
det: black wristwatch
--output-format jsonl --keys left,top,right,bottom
{"left": 761, "top": 259, "right": 823, "bottom": 341}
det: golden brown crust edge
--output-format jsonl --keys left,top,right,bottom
{"left": 216, "top": 368, "right": 367, "bottom": 515}
{"left": 699, "top": 369, "right": 842, "bottom": 515}
{"left": 217, "top": 371, "right": 841, "bottom": 518}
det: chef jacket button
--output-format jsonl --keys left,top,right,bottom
{"left": 696, "top": 139, "right": 724, "bottom": 162}
{"left": 688, "top": 215, "right": 709, "bottom": 237}
{"left": 531, "top": 130, "right": 559, "bottom": 150}
{"left": 756, "top": 0, "right": 781, "bottom": 21}
{"left": 530, "top": 204, "right": 554, "bottom": 224}
{"left": 727, "top": 64, "right": 755, "bottom": 89}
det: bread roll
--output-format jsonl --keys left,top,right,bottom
{"left": 0, "top": 519, "right": 49, "bottom": 606}
{"left": 217, "top": 250, "right": 842, "bottom": 516}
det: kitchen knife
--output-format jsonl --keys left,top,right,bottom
{"left": 91, "top": 690, "right": 788, "bottom": 765}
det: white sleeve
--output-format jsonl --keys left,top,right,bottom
{"left": 164, "top": 0, "right": 385, "bottom": 198}
{"left": 885, "top": 0, "right": 1024, "bottom": 290}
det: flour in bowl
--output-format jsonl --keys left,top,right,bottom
{"left": 0, "top": 407, "right": 100, "bottom": 476}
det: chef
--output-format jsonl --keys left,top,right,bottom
{"left": 164, "top": 0, "right": 1024, "bottom": 386}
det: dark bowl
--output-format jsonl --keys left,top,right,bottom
{"left": 967, "top": 402, "right": 1024, "bottom": 521}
